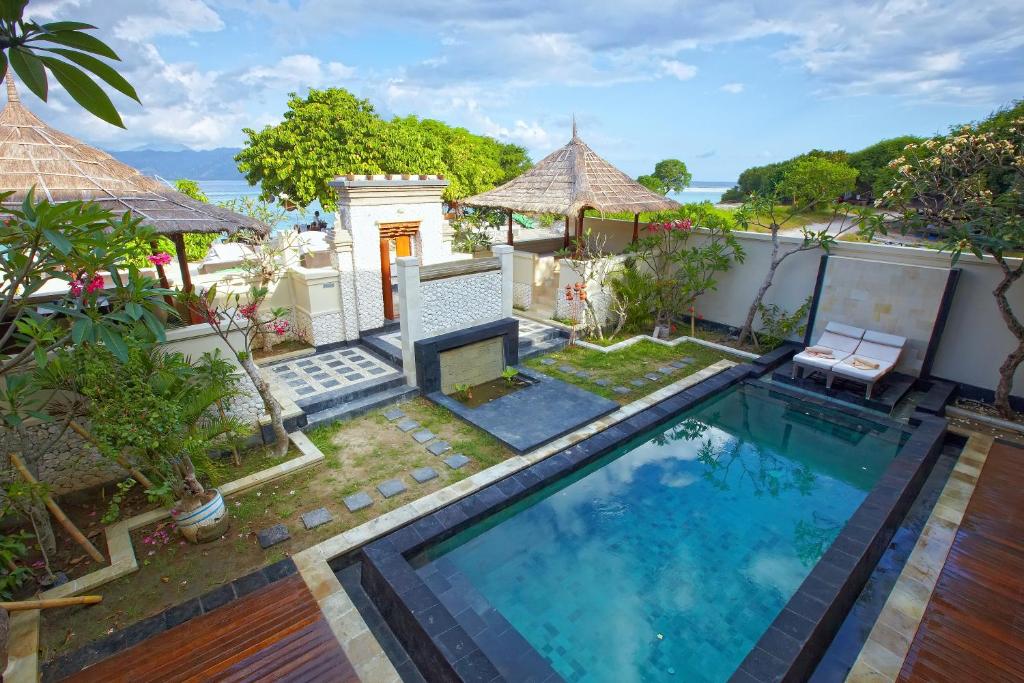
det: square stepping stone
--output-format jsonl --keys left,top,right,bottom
{"left": 396, "top": 418, "right": 419, "bottom": 432}
{"left": 576, "top": 370, "right": 592, "bottom": 379}
{"left": 383, "top": 407, "right": 406, "bottom": 421}
{"left": 558, "top": 365, "right": 575, "bottom": 374}
{"left": 257, "top": 524, "right": 289, "bottom": 549}
{"left": 671, "top": 358, "right": 695, "bottom": 368}
{"left": 613, "top": 386, "right": 630, "bottom": 395}
{"left": 644, "top": 372, "right": 662, "bottom": 382}
{"left": 378, "top": 479, "right": 407, "bottom": 498}
{"left": 657, "top": 366, "right": 675, "bottom": 375}
{"left": 411, "top": 467, "right": 438, "bottom": 483}
{"left": 443, "top": 453, "right": 471, "bottom": 470}
{"left": 301, "top": 507, "right": 333, "bottom": 530}
{"left": 412, "top": 429, "right": 436, "bottom": 444}
{"left": 630, "top": 378, "right": 648, "bottom": 387}
{"left": 343, "top": 491, "right": 373, "bottom": 512}
{"left": 540, "top": 358, "right": 556, "bottom": 366}
{"left": 427, "top": 440, "right": 451, "bottom": 456}
{"left": 595, "top": 379, "right": 610, "bottom": 387}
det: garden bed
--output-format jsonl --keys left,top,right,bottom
{"left": 39, "top": 398, "right": 514, "bottom": 663}
{"left": 452, "top": 374, "right": 533, "bottom": 408}
{"left": 525, "top": 339, "right": 745, "bottom": 403}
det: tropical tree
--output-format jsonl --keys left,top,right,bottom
{"left": 735, "top": 159, "right": 872, "bottom": 347}
{"left": 637, "top": 174, "right": 665, "bottom": 194}
{"left": 869, "top": 120, "right": 1024, "bottom": 417}
{"left": 847, "top": 136, "right": 924, "bottom": 198}
{"left": 653, "top": 159, "right": 692, "bottom": 194}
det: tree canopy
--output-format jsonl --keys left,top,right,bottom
{"left": 777, "top": 157, "right": 859, "bottom": 203}
{"left": 636, "top": 158, "right": 692, "bottom": 195}
{"left": 236, "top": 88, "right": 532, "bottom": 210}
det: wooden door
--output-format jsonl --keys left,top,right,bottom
{"left": 381, "top": 238, "right": 395, "bottom": 319}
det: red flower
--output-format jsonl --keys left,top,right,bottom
{"left": 272, "top": 320, "right": 290, "bottom": 336}
{"left": 85, "top": 274, "right": 104, "bottom": 294}
{"left": 69, "top": 278, "right": 84, "bottom": 297}
{"left": 147, "top": 252, "right": 173, "bottom": 267}
{"left": 239, "top": 303, "right": 259, "bottom": 319}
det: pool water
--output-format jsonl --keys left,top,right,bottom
{"left": 415, "top": 383, "right": 905, "bottom": 682}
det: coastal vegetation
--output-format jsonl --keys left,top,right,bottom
{"left": 637, "top": 158, "right": 692, "bottom": 195}
{"left": 236, "top": 88, "right": 531, "bottom": 210}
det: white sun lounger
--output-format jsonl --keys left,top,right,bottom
{"left": 827, "top": 330, "right": 906, "bottom": 399}
{"left": 791, "top": 322, "right": 865, "bottom": 380}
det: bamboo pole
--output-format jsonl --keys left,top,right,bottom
{"left": 67, "top": 421, "right": 154, "bottom": 490}
{"left": 8, "top": 453, "right": 105, "bottom": 564}
{"left": 0, "top": 595, "right": 101, "bottom": 611}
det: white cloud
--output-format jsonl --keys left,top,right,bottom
{"left": 720, "top": 82, "right": 744, "bottom": 94}
{"left": 113, "top": 0, "right": 223, "bottom": 41}
{"left": 660, "top": 59, "right": 698, "bottom": 81}
{"left": 240, "top": 55, "right": 356, "bottom": 88}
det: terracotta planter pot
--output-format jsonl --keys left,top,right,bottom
{"left": 173, "top": 489, "right": 229, "bottom": 544}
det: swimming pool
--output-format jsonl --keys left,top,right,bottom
{"left": 410, "top": 382, "right": 906, "bottom": 682}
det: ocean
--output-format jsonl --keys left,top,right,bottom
{"left": 195, "top": 179, "right": 735, "bottom": 232}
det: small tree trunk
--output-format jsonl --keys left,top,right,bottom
{"left": 239, "top": 354, "right": 289, "bottom": 456}
{"left": 739, "top": 227, "right": 783, "bottom": 345}
{"left": 68, "top": 421, "right": 155, "bottom": 490}
{"left": 991, "top": 256, "right": 1024, "bottom": 419}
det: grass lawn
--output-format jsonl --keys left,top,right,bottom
{"left": 40, "top": 397, "right": 514, "bottom": 664}
{"left": 525, "top": 339, "right": 744, "bottom": 402}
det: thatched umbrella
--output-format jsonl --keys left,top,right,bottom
{"left": 0, "top": 75, "right": 268, "bottom": 295}
{"left": 463, "top": 123, "right": 681, "bottom": 247}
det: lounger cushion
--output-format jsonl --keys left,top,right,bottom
{"left": 793, "top": 350, "right": 850, "bottom": 371}
{"left": 831, "top": 356, "right": 895, "bottom": 381}
{"left": 825, "top": 321, "right": 866, "bottom": 339}
{"left": 863, "top": 330, "right": 906, "bottom": 347}
{"left": 812, "top": 331, "right": 861, "bottom": 354}
{"left": 851, "top": 340, "right": 903, "bottom": 364}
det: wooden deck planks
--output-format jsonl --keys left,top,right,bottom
{"left": 63, "top": 574, "right": 358, "bottom": 683}
{"left": 899, "top": 440, "right": 1024, "bottom": 682}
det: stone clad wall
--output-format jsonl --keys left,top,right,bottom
{"left": 421, "top": 271, "right": 503, "bottom": 338}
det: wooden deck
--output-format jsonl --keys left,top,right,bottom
{"left": 898, "top": 440, "right": 1024, "bottom": 682}
{"left": 64, "top": 574, "right": 358, "bottom": 682}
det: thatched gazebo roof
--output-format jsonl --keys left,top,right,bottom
{"left": 0, "top": 76, "right": 267, "bottom": 236}
{"left": 463, "top": 128, "right": 681, "bottom": 216}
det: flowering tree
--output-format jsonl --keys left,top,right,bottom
{"left": 190, "top": 285, "right": 291, "bottom": 456}
{"left": 734, "top": 158, "right": 875, "bottom": 347}
{"left": 625, "top": 214, "right": 742, "bottom": 336}
{"left": 870, "top": 121, "right": 1024, "bottom": 417}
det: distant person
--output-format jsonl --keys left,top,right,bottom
{"left": 311, "top": 210, "right": 327, "bottom": 231}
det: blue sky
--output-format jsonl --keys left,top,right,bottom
{"left": 25, "top": 0, "right": 1024, "bottom": 181}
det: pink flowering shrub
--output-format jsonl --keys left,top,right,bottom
{"left": 147, "top": 252, "right": 173, "bottom": 267}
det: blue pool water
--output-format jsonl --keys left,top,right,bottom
{"left": 416, "top": 383, "right": 904, "bottom": 682}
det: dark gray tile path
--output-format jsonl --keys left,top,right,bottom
{"left": 576, "top": 370, "right": 592, "bottom": 379}
{"left": 411, "top": 467, "right": 438, "bottom": 483}
{"left": 644, "top": 372, "right": 662, "bottom": 382}
{"left": 343, "top": 491, "right": 373, "bottom": 512}
{"left": 595, "top": 379, "right": 610, "bottom": 387}
{"left": 378, "top": 479, "right": 407, "bottom": 498}
{"left": 396, "top": 418, "right": 419, "bottom": 432}
{"left": 613, "top": 386, "right": 630, "bottom": 395}
{"left": 630, "top": 378, "right": 648, "bottom": 387}
{"left": 412, "top": 429, "right": 435, "bottom": 444}
{"left": 426, "top": 441, "right": 451, "bottom": 456}
{"left": 657, "top": 366, "right": 674, "bottom": 375}
{"left": 540, "top": 358, "right": 556, "bottom": 366}
{"left": 301, "top": 507, "right": 333, "bottom": 530}
{"left": 558, "top": 365, "right": 575, "bottom": 374}
{"left": 257, "top": 524, "right": 289, "bottom": 549}
{"left": 383, "top": 407, "right": 405, "bottom": 421}
{"left": 670, "top": 358, "right": 694, "bottom": 368}
{"left": 443, "top": 453, "right": 471, "bottom": 470}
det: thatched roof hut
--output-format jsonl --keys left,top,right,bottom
{"left": 0, "top": 76, "right": 266, "bottom": 237}
{"left": 463, "top": 126, "right": 680, "bottom": 245}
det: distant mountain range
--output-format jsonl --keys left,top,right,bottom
{"left": 108, "top": 147, "right": 244, "bottom": 181}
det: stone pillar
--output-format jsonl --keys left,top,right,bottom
{"left": 492, "top": 244, "right": 514, "bottom": 319}
{"left": 397, "top": 256, "right": 422, "bottom": 385}
{"left": 330, "top": 226, "right": 361, "bottom": 341}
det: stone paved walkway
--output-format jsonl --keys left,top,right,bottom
{"left": 261, "top": 346, "right": 399, "bottom": 404}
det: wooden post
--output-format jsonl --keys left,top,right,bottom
{"left": 632, "top": 213, "right": 640, "bottom": 243}
{"left": 9, "top": 453, "right": 104, "bottom": 564}
{"left": 563, "top": 215, "right": 570, "bottom": 249}
{"left": 150, "top": 240, "right": 175, "bottom": 308}
{"left": 0, "top": 596, "right": 102, "bottom": 611}
{"left": 507, "top": 210, "right": 514, "bottom": 247}
{"left": 171, "top": 233, "right": 193, "bottom": 293}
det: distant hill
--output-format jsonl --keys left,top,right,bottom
{"left": 107, "top": 147, "right": 244, "bottom": 181}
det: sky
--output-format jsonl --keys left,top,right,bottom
{"left": 23, "top": 0, "right": 1024, "bottom": 181}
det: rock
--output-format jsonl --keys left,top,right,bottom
{"left": 411, "top": 467, "right": 438, "bottom": 483}
{"left": 343, "top": 491, "right": 373, "bottom": 512}
{"left": 443, "top": 454, "right": 471, "bottom": 470}
{"left": 378, "top": 479, "right": 407, "bottom": 498}
{"left": 257, "top": 524, "right": 290, "bottom": 549}
{"left": 300, "top": 507, "right": 333, "bottom": 530}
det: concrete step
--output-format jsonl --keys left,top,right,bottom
{"left": 303, "top": 384, "right": 419, "bottom": 431}
{"left": 297, "top": 374, "right": 406, "bottom": 414}
{"left": 360, "top": 335, "right": 403, "bottom": 366}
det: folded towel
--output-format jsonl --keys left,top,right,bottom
{"left": 848, "top": 357, "right": 880, "bottom": 370}
{"left": 805, "top": 346, "right": 834, "bottom": 358}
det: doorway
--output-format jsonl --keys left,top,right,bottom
{"left": 379, "top": 222, "right": 420, "bottom": 320}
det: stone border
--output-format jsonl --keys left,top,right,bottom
{"left": 573, "top": 332, "right": 759, "bottom": 359}
{"left": 731, "top": 409, "right": 948, "bottom": 682}
{"left": 844, "top": 429, "right": 992, "bottom": 681}
{"left": 945, "top": 405, "right": 1024, "bottom": 435}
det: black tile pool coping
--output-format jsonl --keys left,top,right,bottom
{"left": 358, "top": 360, "right": 948, "bottom": 683}
{"left": 42, "top": 558, "right": 299, "bottom": 683}
{"left": 428, "top": 366, "right": 619, "bottom": 454}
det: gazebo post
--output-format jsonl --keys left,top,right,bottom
{"left": 632, "top": 213, "right": 640, "bottom": 242}
{"left": 507, "top": 210, "right": 514, "bottom": 247}
{"left": 150, "top": 240, "right": 175, "bottom": 307}
{"left": 171, "top": 233, "right": 194, "bottom": 293}
{"left": 563, "top": 215, "right": 570, "bottom": 249}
